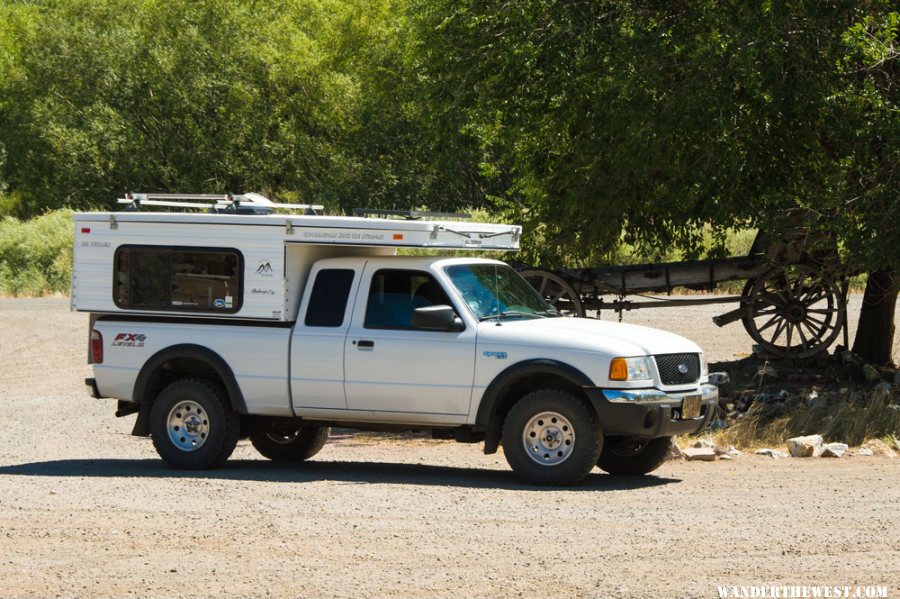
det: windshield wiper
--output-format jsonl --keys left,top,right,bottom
{"left": 478, "top": 310, "right": 548, "bottom": 321}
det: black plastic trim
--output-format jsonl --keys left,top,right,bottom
{"left": 95, "top": 314, "right": 293, "bottom": 328}
{"left": 475, "top": 359, "right": 595, "bottom": 427}
{"left": 131, "top": 344, "right": 248, "bottom": 414}
{"left": 584, "top": 388, "right": 716, "bottom": 437}
{"left": 85, "top": 377, "right": 102, "bottom": 399}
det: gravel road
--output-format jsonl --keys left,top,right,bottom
{"left": 0, "top": 298, "right": 898, "bottom": 598}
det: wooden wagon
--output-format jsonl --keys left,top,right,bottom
{"left": 515, "top": 229, "right": 848, "bottom": 359}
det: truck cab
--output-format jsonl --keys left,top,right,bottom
{"left": 75, "top": 195, "right": 718, "bottom": 485}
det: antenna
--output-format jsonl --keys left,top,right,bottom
{"left": 494, "top": 264, "right": 502, "bottom": 326}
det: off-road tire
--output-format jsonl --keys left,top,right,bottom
{"left": 597, "top": 436, "right": 672, "bottom": 476}
{"left": 149, "top": 377, "right": 240, "bottom": 470}
{"left": 501, "top": 388, "right": 602, "bottom": 486}
{"left": 250, "top": 423, "right": 330, "bottom": 462}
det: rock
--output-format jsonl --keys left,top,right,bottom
{"left": 725, "top": 402, "right": 735, "bottom": 412}
{"left": 719, "top": 454, "right": 733, "bottom": 460}
{"left": 709, "top": 372, "right": 730, "bottom": 386}
{"left": 855, "top": 448, "right": 874, "bottom": 457}
{"left": 861, "top": 439, "right": 898, "bottom": 458}
{"left": 863, "top": 363, "right": 881, "bottom": 382}
{"left": 727, "top": 446, "right": 743, "bottom": 456}
{"left": 872, "top": 382, "right": 894, "bottom": 403}
{"left": 821, "top": 443, "right": 848, "bottom": 458}
{"left": 692, "top": 439, "right": 715, "bottom": 449}
{"left": 755, "top": 448, "right": 785, "bottom": 459}
{"left": 787, "top": 435, "right": 824, "bottom": 458}
{"left": 683, "top": 448, "right": 717, "bottom": 462}
{"left": 668, "top": 444, "right": 684, "bottom": 461}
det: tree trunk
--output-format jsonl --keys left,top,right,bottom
{"left": 851, "top": 270, "right": 898, "bottom": 366}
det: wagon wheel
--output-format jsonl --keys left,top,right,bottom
{"left": 520, "top": 269, "right": 584, "bottom": 317}
{"left": 742, "top": 264, "right": 845, "bottom": 359}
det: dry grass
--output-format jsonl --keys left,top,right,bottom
{"left": 683, "top": 384, "right": 899, "bottom": 450}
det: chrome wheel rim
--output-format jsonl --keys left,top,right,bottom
{"left": 166, "top": 400, "right": 209, "bottom": 452}
{"left": 522, "top": 411, "right": 575, "bottom": 466}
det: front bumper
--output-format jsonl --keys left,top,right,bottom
{"left": 586, "top": 383, "right": 718, "bottom": 438}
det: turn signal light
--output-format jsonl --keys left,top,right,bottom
{"left": 609, "top": 358, "right": 628, "bottom": 381}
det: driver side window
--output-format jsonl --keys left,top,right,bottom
{"left": 364, "top": 269, "right": 453, "bottom": 329}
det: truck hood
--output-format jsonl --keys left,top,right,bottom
{"left": 475, "top": 316, "right": 703, "bottom": 357}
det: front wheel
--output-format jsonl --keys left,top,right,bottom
{"left": 149, "top": 377, "right": 240, "bottom": 470}
{"left": 250, "top": 420, "right": 330, "bottom": 462}
{"left": 501, "top": 389, "right": 602, "bottom": 486}
{"left": 597, "top": 436, "right": 672, "bottom": 476}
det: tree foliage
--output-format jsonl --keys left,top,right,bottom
{"left": 412, "top": 0, "right": 898, "bottom": 272}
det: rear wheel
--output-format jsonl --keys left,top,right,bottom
{"left": 150, "top": 378, "right": 239, "bottom": 470}
{"left": 501, "top": 389, "right": 602, "bottom": 486}
{"left": 597, "top": 436, "right": 672, "bottom": 476}
{"left": 250, "top": 421, "right": 330, "bottom": 462}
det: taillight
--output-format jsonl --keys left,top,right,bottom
{"left": 91, "top": 330, "right": 103, "bottom": 364}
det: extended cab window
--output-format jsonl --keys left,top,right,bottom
{"left": 114, "top": 246, "right": 242, "bottom": 313}
{"left": 365, "top": 269, "right": 453, "bottom": 329}
{"left": 305, "top": 269, "right": 355, "bottom": 327}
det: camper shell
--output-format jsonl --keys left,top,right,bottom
{"left": 71, "top": 195, "right": 521, "bottom": 322}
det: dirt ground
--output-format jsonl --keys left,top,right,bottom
{"left": 0, "top": 297, "right": 898, "bottom": 598}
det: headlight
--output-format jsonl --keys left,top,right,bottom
{"left": 608, "top": 356, "right": 653, "bottom": 382}
{"left": 699, "top": 353, "right": 708, "bottom": 377}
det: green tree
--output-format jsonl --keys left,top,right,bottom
{"left": 0, "top": 0, "right": 361, "bottom": 215}
{"left": 412, "top": 0, "right": 898, "bottom": 363}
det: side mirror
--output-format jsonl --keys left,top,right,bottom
{"left": 412, "top": 305, "right": 464, "bottom": 332}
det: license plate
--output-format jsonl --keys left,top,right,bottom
{"left": 681, "top": 395, "right": 702, "bottom": 420}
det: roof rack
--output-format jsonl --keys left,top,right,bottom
{"left": 117, "top": 192, "right": 324, "bottom": 215}
{"left": 353, "top": 208, "right": 471, "bottom": 220}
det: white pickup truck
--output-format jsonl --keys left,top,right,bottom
{"left": 73, "top": 194, "right": 718, "bottom": 485}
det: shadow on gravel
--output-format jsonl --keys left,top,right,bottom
{"left": 0, "top": 459, "right": 681, "bottom": 491}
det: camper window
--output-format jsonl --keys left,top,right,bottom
{"left": 114, "top": 246, "right": 243, "bottom": 313}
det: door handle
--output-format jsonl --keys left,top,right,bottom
{"left": 356, "top": 340, "right": 375, "bottom": 348}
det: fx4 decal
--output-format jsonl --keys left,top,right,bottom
{"left": 112, "top": 333, "right": 147, "bottom": 348}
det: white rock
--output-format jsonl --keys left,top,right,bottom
{"left": 755, "top": 448, "right": 784, "bottom": 459}
{"left": 683, "top": 448, "right": 717, "bottom": 462}
{"left": 668, "top": 444, "right": 684, "bottom": 461}
{"left": 719, "top": 454, "right": 733, "bottom": 460}
{"left": 787, "top": 434, "right": 824, "bottom": 458}
{"left": 821, "top": 443, "right": 848, "bottom": 458}
{"left": 727, "top": 446, "right": 743, "bottom": 456}
{"left": 855, "top": 448, "right": 874, "bottom": 457}
{"left": 692, "top": 439, "right": 715, "bottom": 449}
{"left": 861, "top": 439, "right": 898, "bottom": 458}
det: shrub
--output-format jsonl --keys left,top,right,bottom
{"left": 0, "top": 209, "right": 73, "bottom": 296}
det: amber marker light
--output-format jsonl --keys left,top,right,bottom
{"left": 609, "top": 357, "right": 629, "bottom": 381}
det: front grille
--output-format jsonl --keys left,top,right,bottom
{"left": 654, "top": 353, "right": 700, "bottom": 385}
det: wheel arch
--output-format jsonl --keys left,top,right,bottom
{"left": 476, "top": 359, "right": 595, "bottom": 454}
{"left": 130, "top": 344, "right": 247, "bottom": 436}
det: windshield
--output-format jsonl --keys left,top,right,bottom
{"left": 444, "top": 263, "right": 560, "bottom": 321}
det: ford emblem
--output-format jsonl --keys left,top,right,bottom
{"left": 677, "top": 363, "right": 689, "bottom": 374}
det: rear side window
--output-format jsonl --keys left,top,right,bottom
{"left": 114, "top": 246, "right": 243, "bottom": 313}
{"left": 305, "top": 269, "right": 355, "bottom": 327}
